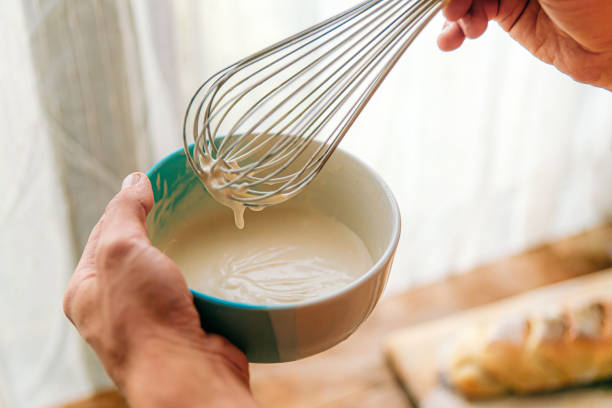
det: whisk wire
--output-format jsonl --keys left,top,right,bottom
{"left": 215, "top": 0, "right": 401, "bottom": 165}
{"left": 204, "top": 0, "right": 389, "bottom": 160}
{"left": 184, "top": 0, "right": 443, "bottom": 207}
{"left": 235, "top": 0, "right": 442, "bottom": 196}
{"left": 215, "top": 0, "right": 426, "bottom": 190}
{"left": 194, "top": 2, "right": 399, "bottom": 191}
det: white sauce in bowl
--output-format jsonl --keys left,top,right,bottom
{"left": 160, "top": 205, "right": 373, "bottom": 305}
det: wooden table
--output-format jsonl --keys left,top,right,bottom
{"left": 60, "top": 224, "right": 612, "bottom": 408}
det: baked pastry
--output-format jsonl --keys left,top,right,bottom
{"left": 439, "top": 300, "right": 612, "bottom": 398}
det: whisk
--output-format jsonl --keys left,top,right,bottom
{"left": 183, "top": 0, "right": 444, "bottom": 222}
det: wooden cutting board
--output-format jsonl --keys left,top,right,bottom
{"left": 384, "top": 268, "right": 612, "bottom": 407}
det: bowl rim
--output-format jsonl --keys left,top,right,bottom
{"left": 147, "top": 144, "right": 401, "bottom": 311}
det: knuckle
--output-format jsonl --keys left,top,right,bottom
{"left": 107, "top": 189, "right": 150, "bottom": 221}
{"left": 62, "top": 289, "right": 74, "bottom": 321}
{"left": 206, "top": 333, "right": 245, "bottom": 361}
{"left": 63, "top": 276, "right": 98, "bottom": 333}
{"left": 204, "top": 334, "right": 250, "bottom": 382}
{"left": 205, "top": 334, "right": 228, "bottom": 351}
{"left": 133, "top": 194, "right": 152, "bottom": 219}
{"left": 63, "top": 269, "right": 84, "bottom": 322}
{"left": 97, "top": 236, "right": 143, "bottom": 268}
{"left": 104, "top": 193, "right": 124, "bottom": 214}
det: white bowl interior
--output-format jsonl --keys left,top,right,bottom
{"left": 291, "top": 148, "right": 398, "bottom": 265}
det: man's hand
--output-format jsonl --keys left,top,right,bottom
{"left": 63, "top": 172, "right": 258, "bottom": 407}
{"left": 438, "top": 0, "right": 612, "bottom": 90}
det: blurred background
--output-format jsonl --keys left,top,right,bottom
{"left": 1, "top": 0, "right": 611, "bottom": 407}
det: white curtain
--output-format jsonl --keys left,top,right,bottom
{"left": 1, "top": 1, "right": 611, "bottom": 406}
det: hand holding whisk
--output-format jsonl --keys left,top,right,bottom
{"left": 183, "top": 0, "right": 445, "bottom": 227}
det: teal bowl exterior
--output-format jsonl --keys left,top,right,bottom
{"left": 146, "top": 144, "right": 400, "bottom": 363}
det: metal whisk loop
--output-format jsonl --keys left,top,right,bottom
{"left": 184, "top": 0, "right": 443, "bottom": 207}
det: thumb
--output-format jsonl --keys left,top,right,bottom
{"left": 97, "top": 172, "right": 155, "bottom": 265}
{"left": 119, "top": 172, "right": 154, "bottom": 215}
{"left": 113, "top": 172, "right": 154, "bottom": 235}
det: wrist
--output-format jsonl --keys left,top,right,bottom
{"left": 117, "top": 334, "right": 257, "bottom": 408}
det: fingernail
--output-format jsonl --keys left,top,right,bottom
{"left": 121, "top": 173, "right": 141, "bottom": 190}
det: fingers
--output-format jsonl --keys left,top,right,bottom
{"left": 204, "top": 334, "right": 251, "bottom": 385}
{"left": 438, "top": 21, "right": 466, "bottom": 51}
{"left": 96, "top": 172, "right": 155, "bottom": 272}
{"left": 104, "top": 172, "right": 154, "bottom": 241}
{"left": 81, "top": 171, "right": 154, "bottom": 269}
{"left": 459, "top": 0, "right": 489, "bottom": 39}
{"left": 483, "top": 0, "right": 498, "bottom": 20}
{"left": 439, "top": 0, "right": 499, "bottom": 50}
{"left": 444, "top": 0, "right": 472, "bottom": 21}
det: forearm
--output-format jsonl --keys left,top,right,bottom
{"left": 118, "top": 338, "right": 259, "bottom": 408}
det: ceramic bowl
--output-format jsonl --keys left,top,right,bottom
{"left": 146, "top": 142, "right": 400, "bottom": 363}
